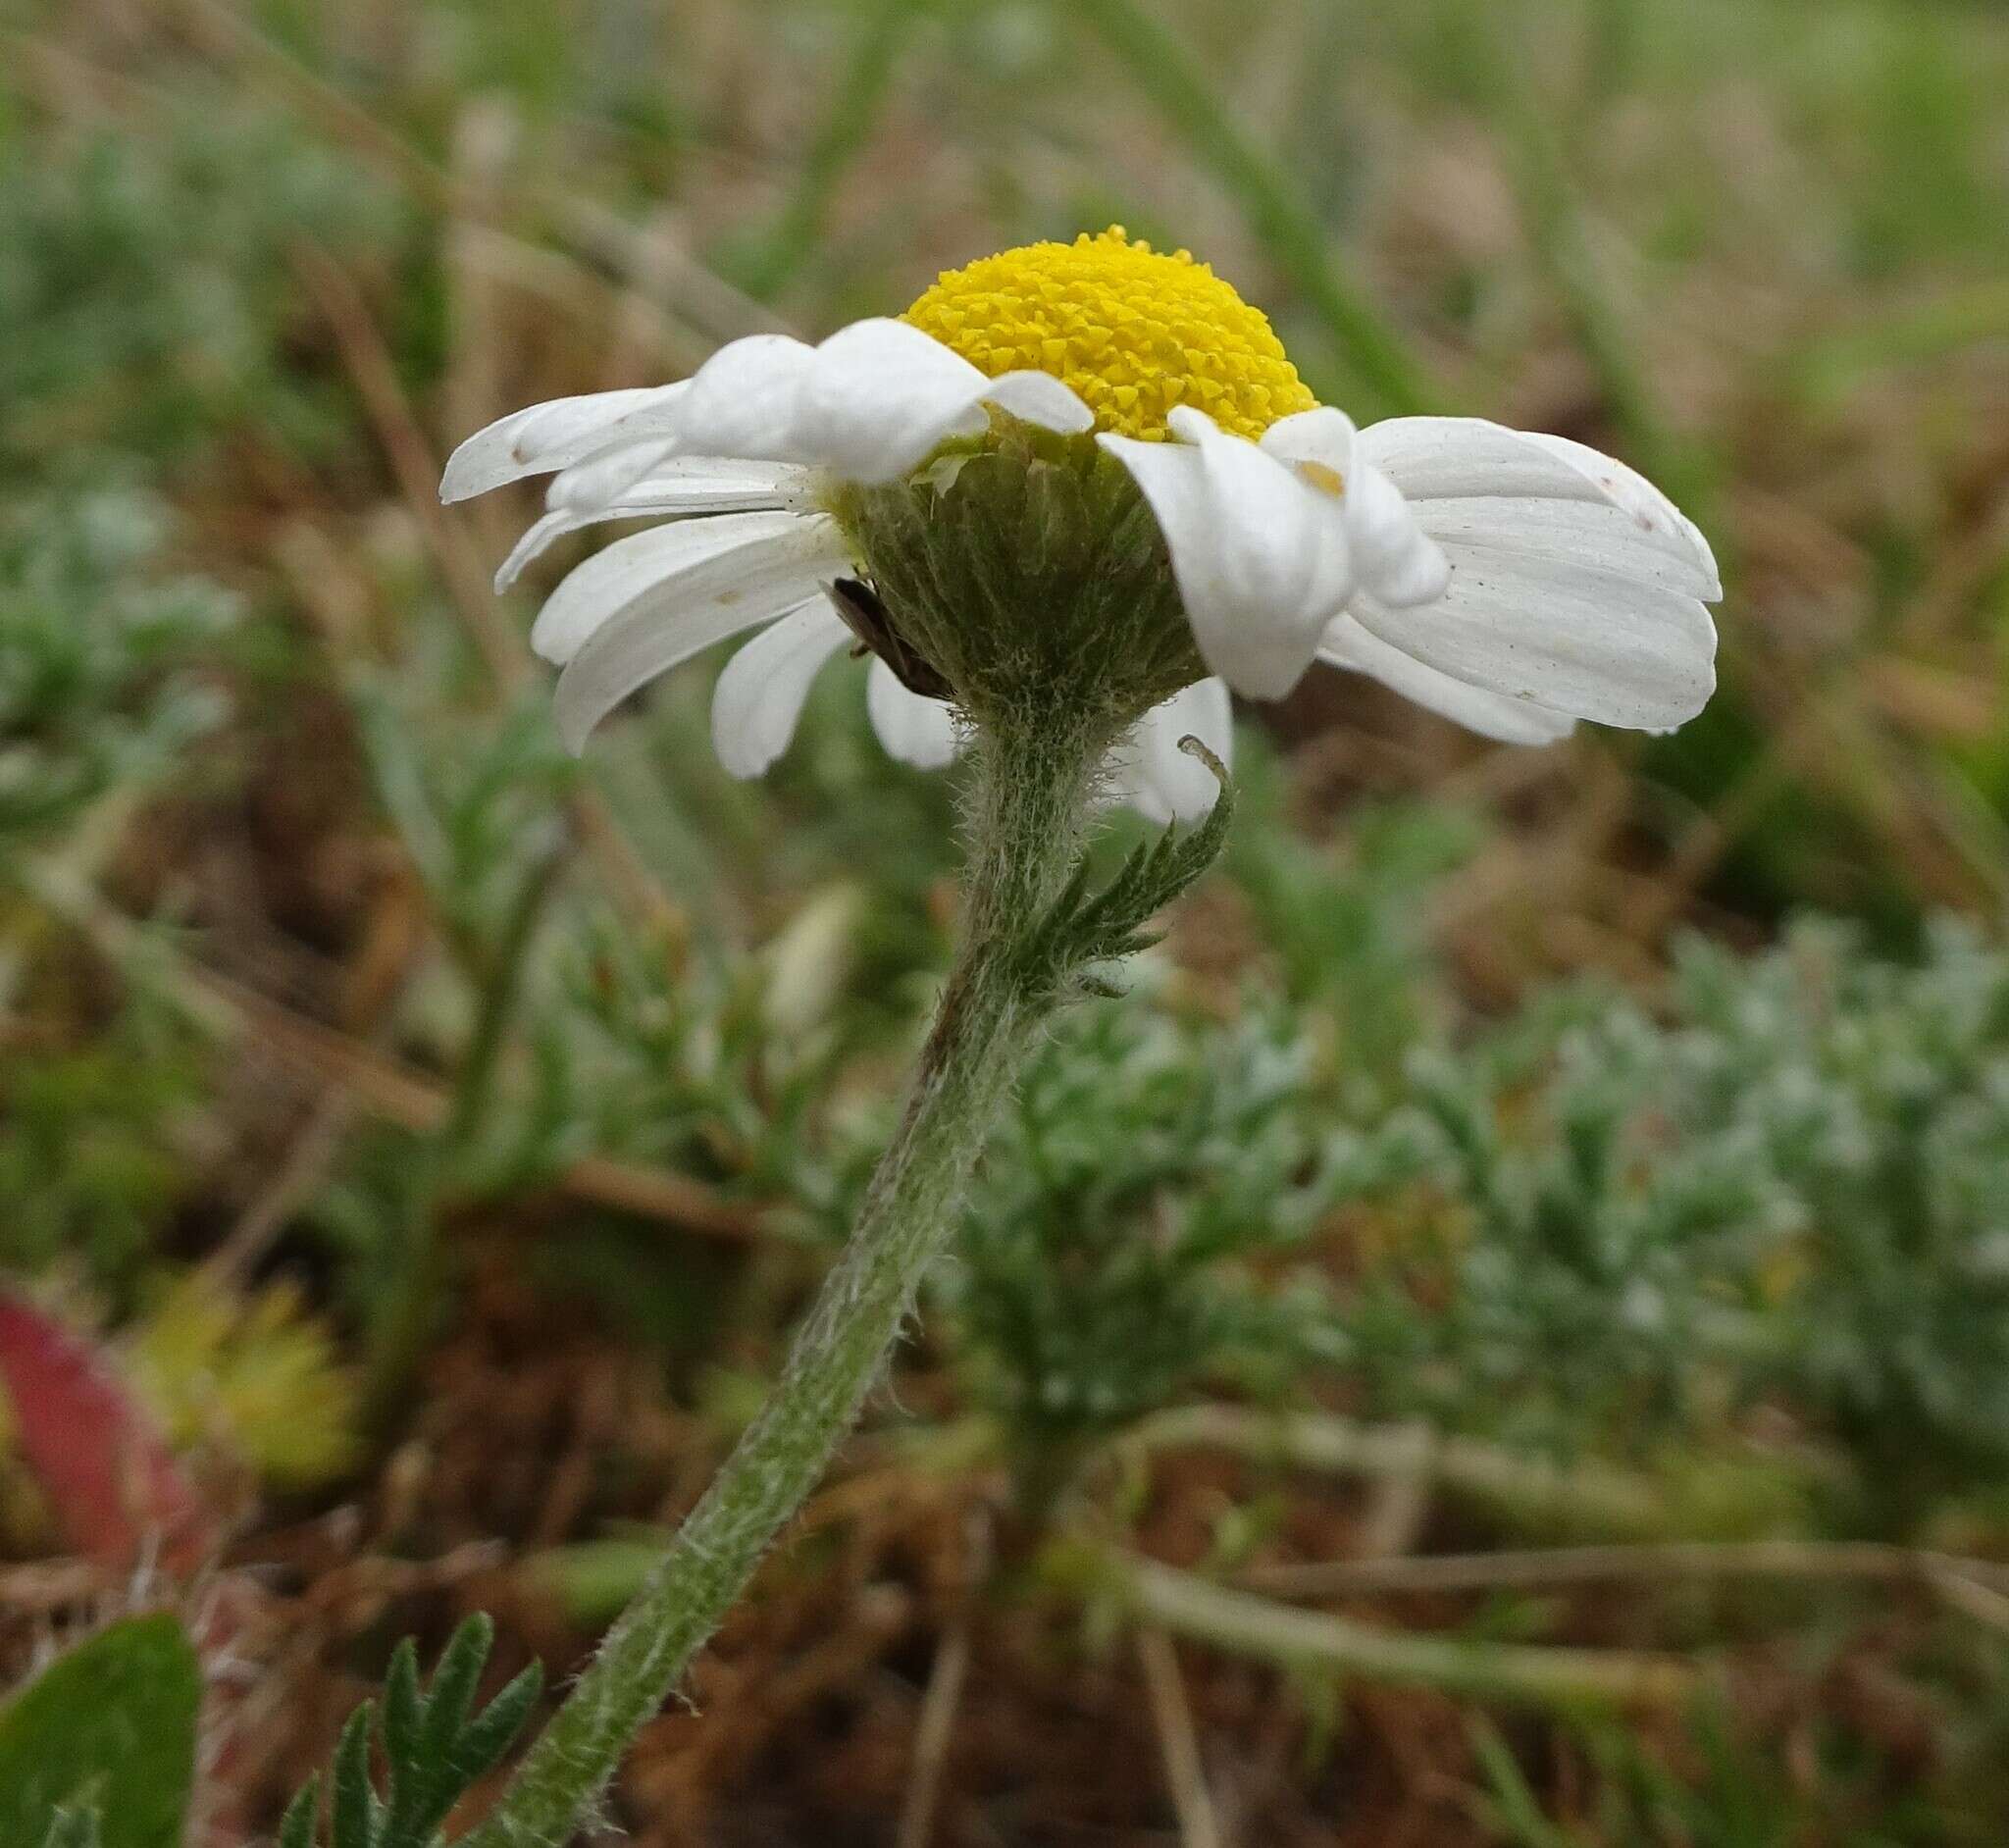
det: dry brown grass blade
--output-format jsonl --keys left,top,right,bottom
{"left": 1137, "top": 1626, "right": 1224, "bottom": 1848}
{"left": 202, "top": 964, "right": 766, "bottom": 1243}
{"left": 896, "top": 1616, "right": 973, "bottom": 1848}
{"left": 1240, "top": 1540, "right": 2009, "bottom": 1602}
{"left": 12, "top": 853, "right": 762, "bottom": 1244}
{"left": 1122, "top": 1405, "right": 1675, "bottom": 1537}
{"left": 1081, "top": 1547, "right": 1701, "bottom": 1710}
{"left": 290, "top": 240, "right": 683, "bottom": 933}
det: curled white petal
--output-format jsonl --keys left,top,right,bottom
{"left": 1259, "top": 405, "right": 1361, "bottom": 472}
{"left": 1260, "top": 407, "right": 1447, "bottom": 609}
{"left": 1102, "top": 408, "right": 1352, "bottom": 700}
{"left": 1112, "top": 677, "right": 1235, "bottom": 825}
{"left": 530, "top": 509, "right": 829, "bottom": 665}
{"left": 496, "top": 461, "right": 806, "bottom": 591}
{"left": 709, "top": 599, "right": 852, "bottom": 778}
{"left": 866, "top": 657, "right": 961, "bottom": 768}
{"left": 796, "top": 320, "right": 995, "bottom": 480}
{"left": 973, "top": 368, "right": 1098, "bottom": 436}
{"left": 1319, "top": 615, "right": 1575, "bottom": 745}
{"left": 1360, "top": 416, "right": 1720, "bottom": 600}
{"left": 655, "top": 334, "right": 823, "bottom": 470}
{"left": 553, "top": 520, "right": 850, "bottom": 752}
{"left": 440, "top": 385, "right": 687, "bottom": 502}
{"left": 1344, "top": 465, "right": 1451, "bottom": 606}
{"left": 655, "top": 319, "right": 1093, "bottom": 488}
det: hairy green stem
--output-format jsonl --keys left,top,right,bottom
{"left": 463, "top": 724, "right": 1106, "bottom": 1848}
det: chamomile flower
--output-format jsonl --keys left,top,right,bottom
{"left": 443, "top": 229, "right": 1718, "bottom": 817}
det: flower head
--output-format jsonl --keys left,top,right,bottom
{"left": 442, "top": 227, "right": 1719, "bottom": 814}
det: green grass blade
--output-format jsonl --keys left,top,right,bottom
{"left": 1070, "top": 0, "right": 1435, "bottom": 418}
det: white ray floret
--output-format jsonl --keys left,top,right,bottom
{"left": 866, "top": 659, "right": 961, "bottom": 771}
{"left": 1101, "top": 407, "right": 1356, "bottom": 700}
{"left": 440, "top": 385, "right": 691, "bottom": 503}
{"left": 1107, "top": 678, "right": 1237, "bottom": 826}
{"left": 631, "top": 318, "right": 1093, "bottom": 488}
{"left": 708, "top": 600, "right": 855, "bottom": 780}
{"left": 495, "top": 459, "right": 808, "bottom": 592}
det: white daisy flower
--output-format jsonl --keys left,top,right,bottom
{"left": 442, "top": 229, "right": 1718, "bottom": 820}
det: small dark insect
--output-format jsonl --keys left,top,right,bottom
{"left": 826, "top": 576, "right": 954, "bottom": 700}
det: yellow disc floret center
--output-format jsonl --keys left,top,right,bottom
{"left": 902, "top": 227, "right": 1315, "bottom": 443}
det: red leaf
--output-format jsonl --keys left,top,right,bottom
{"left": 0, "top": 1292, "right": 218, "bottom": 1573}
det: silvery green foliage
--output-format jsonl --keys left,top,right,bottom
{"left": 942, "top": 996, "right": 1367, "bottom": 1439}
{"left": 0, "top": 491, "right": 236, "bottom": 843}
{"left": 937, "top": 791, "right": 1469, "bottom": 1446}
{"left": 941, "top": 850, "right": 2009, "bottom": 1528}
{"left": 1224, "top": 774, "right": 1482, "bottom": 1107}
{"left": 280, "top": 1617, "right": 541, "bottom": 1848}
{"left": 1023, "top": 737, "right": 1235, "bottom": 999}
{"left": 549, "top": 907, "right": 845, "bottom": 1209}
{"left": 1675, "top": 919, "right": 2009, "bottom": 1510}
{"left": 1344, "top": 917, "right": 2009, "bottom": 1520}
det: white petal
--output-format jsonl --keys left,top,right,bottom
{"left": 1319, "top": 615, "right": 1575, "bottom": 744}
{"left": 1259, "top": 405, "right": 1361, "bottom": 472}
{"left": 1357, "top": 416, "right": 1604, "bottom": 499}
{"left": 1359, "top": 417, "right": 1720, "bottom": 599}
{"left": 644, "top": 320, "right": 1094, "bottom": 489}
{"left": 494, "top": 462, "right": 806, "bottom": 590}
{"left": 529, "top": 509, "right": 829, "bottom": 665}
{"left": 1260, "top": 408, "right": 1447, "bottom": 609}
{"left": 553, "top": 521, "right": 849, "bottom": 752}
{"left": 1412, "top": 495, "right": 1717, "bottom": 602}
{"left": 1113, "top": 678, "right": 1235, "bottom": 825}
{"left": 970, "top": 368, "right": 1097, "bottom": 436}
{"left": 1512, "top": 432, "right": 1720, "bottom": 598}
{"left": 656, "top": 334, "right": 822, "bottom": 468}
{"left": 866, "top": 658, "right": 960, "bottom": 768}
{"left": 794, "top": 320, "right": 995, "bottom": 483}
{"left": 1349, "top": 544, "right": 1716, "bottom": 730}
{"left": 545, "top": 436, "right": 684, "bottom": 512}
{"left": 498, "top": 508, "right": 595, "bottom": 593}
{"left": 440, "top": 385, "right": 687, "bottom": 502}
{"left": 1344, "top": 464, "right": 1451, "bottom": 607}
{"left": 1101, "top": 409, "right": 1352, "bottom": 699}
{"left": 794, "top": 322, "right": 1093, "bottom": 484}
{"left": 623, "top": 457, "right": 806, "bottom": 508}
{"left": 709, "top": 599, "right": 851, "bottom": 778}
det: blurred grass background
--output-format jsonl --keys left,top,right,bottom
{"left": 4, "top": 0, "right": 2009, "bottom": 1841}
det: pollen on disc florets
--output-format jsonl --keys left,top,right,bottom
{"left": 903, "top": 227, "right": 1316, "bottom": 443}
